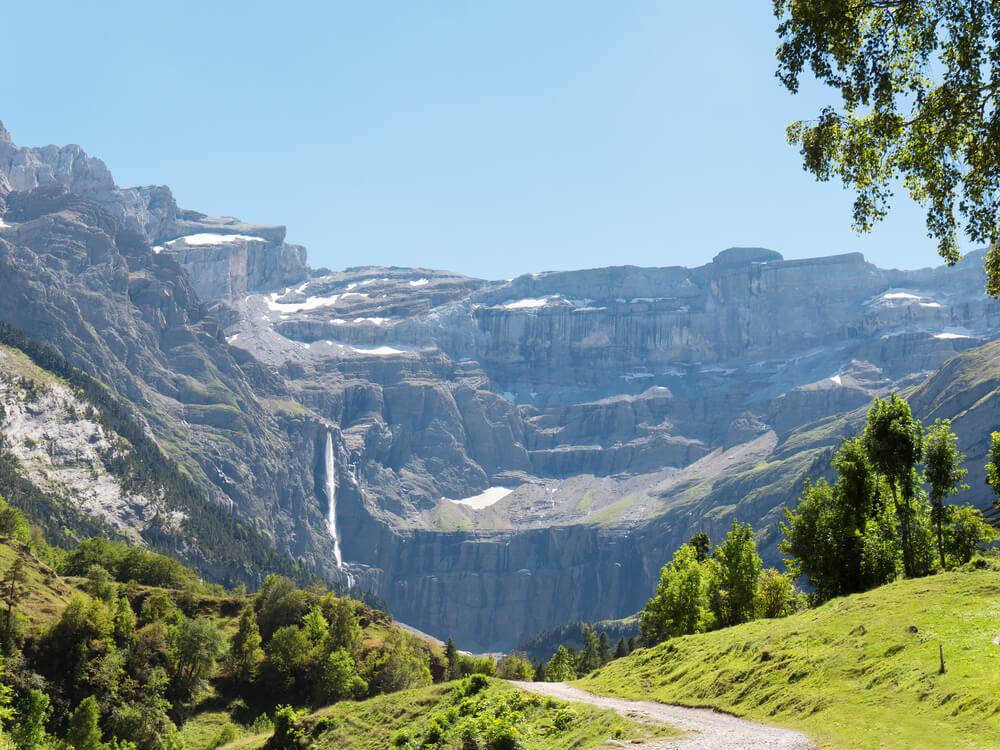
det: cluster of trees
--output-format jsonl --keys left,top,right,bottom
{"left": 534, "top": 626, "right": 636, "bottom": 682}
{"left": 782, "top": 395, "right": 994, "bottom": 602}
{"left": 444, "top": 624, "right": 640, "bottom": 686}
{"left": 230, "top": 575, "right": 431, "bottom": 708}
{"left": 633, "top": 394, "right": 997, "bottom": 657}
{"left": 0, "top": 498, "right": 437, "bottom": 750}
{"left": 638, "top": 525, "right": 797, "bottom": 646}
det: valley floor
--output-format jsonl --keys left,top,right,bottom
{"left": 509, "top": 681, "right": 813, "bottom": 749}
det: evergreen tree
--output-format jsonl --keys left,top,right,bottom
{"left": 444, "top": 637, "right": 459, "bottom": 681}
{"left": 576, "top": 627, "right": 600, "bottom": 675}
{"left": 614, "top": 637, "right": 628, "bottom": 659}
{"left": 923, "top": 420, "right": 968, "bottom": 569}
{"left": 688, "top": 532, "right": 711, "bottom": 563}
{"left": 67, "top": 696, "right": 104, "bottom": 750}
{"left": 597, "top": 631, "right": 612, "bottom": 665}
{"left": 533, "top": 659, "right": 546, "bottom": 682}
{"left": 863, "top": 394, "right": 924, "bottom": 577}
{"left": 0, "top": 558, "right": 26, "bottom": 651}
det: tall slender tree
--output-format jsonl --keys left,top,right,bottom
{"left": 923, "top": 419, "right": 968, "bottom": 569}
{"left": 862, "top": 394, "right": 924, "bottom": 577}
{"left": 985, "top": 432, "right": 1000, "bottom": 505}
{"left": 0, "top": 558, "right": 26, "bottom": 650}
{"left": 66, "top": 696, "right": 104, "bottom": 750}
{"left": 709, "top": 521, "right": 762, "bottom": 628}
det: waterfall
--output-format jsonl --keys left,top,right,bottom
{"left": 324, "top": 430, "right": 344, "bottom": 569}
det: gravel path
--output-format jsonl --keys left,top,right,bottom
{"left": 508, "top": 681, "right": 815, "bottom": 749}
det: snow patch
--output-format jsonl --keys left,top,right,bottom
{"left": 504, "top": 297, "right": 554, "bottom": 309}
{"left": 409, "top": 278, "right": 430, "bottom": 287}
{"left": 165, "top": 233, "right": 267, "bottom": 247}
{"left": 829, "top": 374, "right": 842, "bottom": 386}
{"left": 934, "top": 332, "right": 973, "bottom": 340}
{"left": 347, "top": 344, "right": 413, "bottom": 355}
{"left": 447, "top": 487, "right": 513, "bottom": 510}
{"left": 266, "top": 293, "right": 342, "bottom": 313}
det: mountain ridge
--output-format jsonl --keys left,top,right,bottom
{"left": 2, "top": 121, "right": 1000, "bottom": 649}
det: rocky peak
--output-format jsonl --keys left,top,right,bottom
{"left": 0, "top": 124, "right": 310, "bottom": 302}
{"left": 712, "top": 246, "right": 784, "bottom": 266}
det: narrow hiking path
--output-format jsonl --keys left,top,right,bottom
{"left": 508, "top": 681, "right": 816, "bottom": 749}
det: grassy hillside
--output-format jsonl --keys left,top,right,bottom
{"left": 218, "top": 677, "right": 679, "bottom": 750}
{"left": 0, "top": 539, "right": 76, "bottom": 629}
{"left": 577, "top": 565, "right": 1000, "bottom": 749}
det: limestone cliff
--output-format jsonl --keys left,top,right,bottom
{"left": 2, "top": 121, "right": 999, "bottom": 650}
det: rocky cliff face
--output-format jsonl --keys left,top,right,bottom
{"left": 2, "top": 122, "right": 999, "bottom": 650}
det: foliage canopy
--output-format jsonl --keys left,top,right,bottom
{"left": 775, "top": 0, "right": 1000, "bottom": 294}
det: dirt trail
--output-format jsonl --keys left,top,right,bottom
{"left": 508, "top": 681, "right": 815, "bottom": 749}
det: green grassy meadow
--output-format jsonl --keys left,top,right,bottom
{"left": 578, "top": 567, "right": 1000, "bottom": 749}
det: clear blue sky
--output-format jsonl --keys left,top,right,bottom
{"left": 2, "top": 1, "right": 950, "bottom": 279}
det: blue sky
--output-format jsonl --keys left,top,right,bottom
{"left": 2, "top": 1, "right": 949, "bottom": 279}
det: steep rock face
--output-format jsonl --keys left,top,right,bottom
{"left": 0, "top": 184, "right": 341, "bottom": 583}
{"left": 4, "top": 123, "right": 1000, "bottom": 649}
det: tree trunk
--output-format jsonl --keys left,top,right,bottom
{"left": 936, "top": 502, "right": 946, "bottom": 570}
{"left": 890, "top": 480, "right": 913, "bottom": 578}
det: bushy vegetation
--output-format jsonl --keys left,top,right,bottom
{"left": 0, "top": 502, "right": 441, "bottom": 750}
{"left": 782, "top": 395, "right": 994, "bottom": 603}
{"left": 637, "top": 523, "right": 798, "bottom": 647}
{"left": 263, "top": 677, "right": 677, "bottom": 750}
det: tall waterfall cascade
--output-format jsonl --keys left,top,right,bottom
{"left": 324, "top": 431, "right": 345, "bottom": 570}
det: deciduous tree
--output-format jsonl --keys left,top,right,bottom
{"left": 640, "top": 544, "right": 706, "bottom": 644}
{"left": 775, "top": 0, "right": 1000, "bottom": 296}
{"left": 863, "top": 395, "right": 924, "bottom": 577}
{"left": 709, "top": 521, "right": 762, "bottom": 628}
{"left": 923, "top": 419, "right": 968, "bottom": 568}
